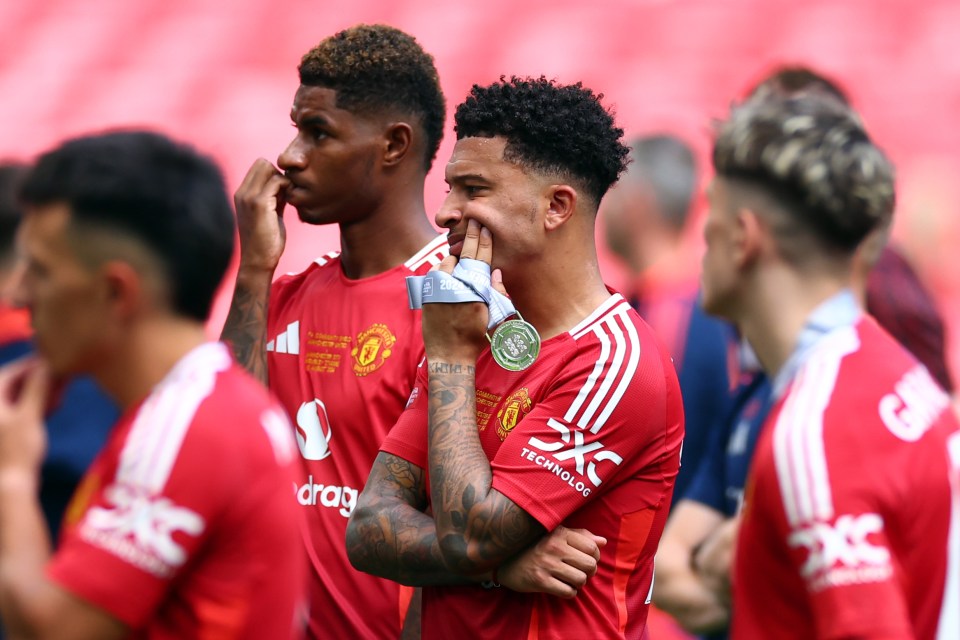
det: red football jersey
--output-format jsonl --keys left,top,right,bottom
{"left": 47, "top": 343, "right": 306, "bottom": 639}
{"left": 733, "top": 316, "right": 960, "bottom": 639}
{"left": 381, "top": 293, "right": 684, "bottom": 640}
{"left": 266, "top": 236, "right": 448, "bottom": 639}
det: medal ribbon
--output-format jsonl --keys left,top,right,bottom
{"left": 406, "top": 259, "right": 517, "bottom": 330}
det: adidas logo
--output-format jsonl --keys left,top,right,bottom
{"left": 267, "top": 321, "right": 300, "bottom": 355}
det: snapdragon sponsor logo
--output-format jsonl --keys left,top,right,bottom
{"left": 788, "top": 512, "right": 892, "bottom": 592}
{"left": 296, "top": 475, "right": 357, "bottom": 517}
{"left": 523, "top": 418, "right": 623, "bottom": 497}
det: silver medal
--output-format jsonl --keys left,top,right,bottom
{"left": 489, "top": 316, "right": 541, "bottom": 371}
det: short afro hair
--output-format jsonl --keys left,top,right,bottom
{"left": 454, "top": 76, "right": 629, "bottom": 206}
{"left": 713, "top": 94, "right": 894, "bottom": 252}
{"left": 298, "top": 24, "right": 446, "bottom": 172}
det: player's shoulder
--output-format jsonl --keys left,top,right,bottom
{"left": 157, "top": 344, "right": 288, "bottom": 457}
{"left": 272, "top": 250, "right": 344, "bottom": 290}
{"left": 569, "top": 293, "right": 670, "bottom": 371}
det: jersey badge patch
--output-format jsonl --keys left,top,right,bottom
{"left": 497, "top": 388, "right": 532, "bottom": 440}
{"left": 352, "top": 323, "right": 396, "bottom": 376}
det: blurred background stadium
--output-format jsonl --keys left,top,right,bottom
{"left": 1, "top": 0, "right": 958, "bottom": 383}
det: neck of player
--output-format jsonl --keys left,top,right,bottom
{"left": 337, "top": 190, "right": 438, "bottom": 280}
{"left": 504, "top": 247, "right": 611, "bottom": 343}
{"left": 737, "top": 264, "right": 855, "bottom": 379}
{"left": 93, "top": 318, "right": 209, "bottom": 410}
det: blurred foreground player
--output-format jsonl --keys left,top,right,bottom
{"left": 348, "top": 76, "right": 684, "bottom": 639}
{"left": 0, "top": 162, "right": 117, "bottom": 545}
{"left": 0, "top": 131, "right": 304, "bottom": 639}
{"left": 702, "top": 94, "right": 959, "bottom": 638}
{"left": 220, "top": 24, "right": 448, "bottom": 638}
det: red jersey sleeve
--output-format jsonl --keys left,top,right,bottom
{"left": 491, "top": 314, "right": 683, "bottom": 531}
{"left": 379, "top": 360, "right": 429, "bottom": 469}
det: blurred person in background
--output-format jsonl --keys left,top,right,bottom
{"left": 601, "top": 135, "right": 735, "bottom": 503}
{"left": 653, "top": 65, "right": 956, "bottom": 640}
{"left": 348, "top": 75, "right": 683, "bottom": 639}
{"left": 0, "top": 131, "right": 304, "bottom": 639}
{"left": 219, "top": 24, "right": 450, "bottom": 639}
{"left": 703, "top": 90, "right": 957, "bottom": 638}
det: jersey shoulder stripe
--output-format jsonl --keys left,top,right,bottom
{"left": 773, "top": 326, "right": 859, "bottom": 526}
{"left": 404, "top": 235, "right": 449, "bottom": 272}
{"left": 117, "top": 343, "right": 232, "bottom": 492}
{"left": 564, "top": 297, "right": 642, "bottom": 434}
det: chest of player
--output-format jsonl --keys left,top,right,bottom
{"left": 469, "top": 335, "right": 576, "bottom": 457}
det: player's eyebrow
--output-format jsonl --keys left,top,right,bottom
{"left": 444, "top": 173, "right": 489, "bottom": 186}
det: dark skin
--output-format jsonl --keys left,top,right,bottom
{"left": 221, "top": 85, "right": 437, "bottom": 383}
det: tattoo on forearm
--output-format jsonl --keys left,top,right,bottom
{"left": 428, "top": 362, "right": 475, "bottom": 375}
{"left": 427, "top": 368, "right": 544, "bottom": 572}
{"left": 347, "top": 454, "right": 470, "bottom": 586}
{"left": 221, "top": 283, "right": 269, "bottom": 384}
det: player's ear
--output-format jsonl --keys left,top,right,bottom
{"left": 382, "top": 122, "right": 414, "bottom": 167}
{"left": 99, "top": 260, "right": 145, "bottom": 320}
{"left": 734, "top": 207, "right": 765, "bottom": 267}
{"left": 544, "top": 184, "right": 577, "bottom": 231}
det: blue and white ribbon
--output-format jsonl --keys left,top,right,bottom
{"left": 406, "top": 258, "right": 517, "bottom": 330}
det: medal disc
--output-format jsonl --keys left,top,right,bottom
{"left": 490, "top": 318, "right": 541, "bottom": 371}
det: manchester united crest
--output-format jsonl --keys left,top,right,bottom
{"left": 496, "top": 388, "right": 532, "bottom": 440}
{"left": 352, "top": 323, "right": 396, "bottom": 376}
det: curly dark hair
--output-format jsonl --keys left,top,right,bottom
{"left": 298, "top": 24, "right": 445, "bottom": 172}
{"left": 454, "top": 76, "right": 629, "bottom": 206}
{"left": 713, "top": 94, "right": 894, "bottom": 252}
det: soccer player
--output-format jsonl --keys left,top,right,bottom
{"left": 702, "top": 94, "right": 959, "bottom": 638}
{"left": 653, "top": 66, "right": 958, "bottom": 640}
{"left": 0, "top": 131, "right": 304, "bottom": 639}
{"left": 219, "top": 25, "right": 448, "bottom": 638}
{"left": 347, "top": 76, "right": 684, "bottom": 639}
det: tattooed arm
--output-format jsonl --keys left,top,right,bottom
{"left": 346, "top": 452, "right": 483, "bottom": 586}
{"left": 426, "top": 360, "right": 547, "bottom": 574}
{"left": 220, "top": 159, "right": 289, "bottom": 385}
{"left": 220, "top": 271, "right": 272, "bottom": 384}
{"left": 348, "top": 447, "right": 605, "bottom": 595}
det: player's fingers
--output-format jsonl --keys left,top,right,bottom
{"left": 537, "top": 575, "right": 580, "bottom": 599}
{"left": 491, "top": 269, "right": 508, "bottom": 297}
{"left": 474, "top": 225, "right": 493, "bottom": 265}
{"left": 236, "top": 158, "right": 278, "bottom": 196}
{"left": 435, "top": 254, "right": 458, "bottom": 275}
{"left": 565, "top": 528, "right": 606, "bottom": 560}
{"left": 554, "top": 547, "right": 598, "bottom": 586}
{"left": 460, "top": 219, "right": 481, "bottom": 260}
